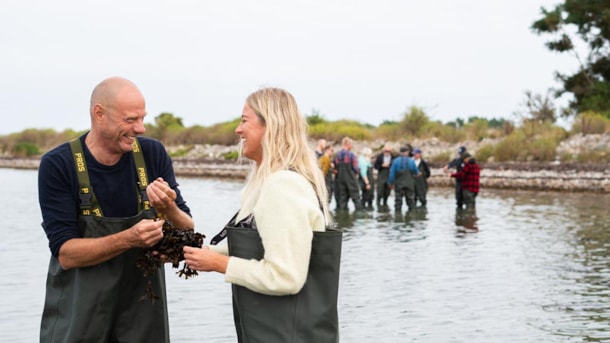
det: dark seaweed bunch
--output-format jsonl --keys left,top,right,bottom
{"left": 136, "top": 220, "right": 205, "bottom": 280}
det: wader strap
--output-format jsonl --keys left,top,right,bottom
{"left": 131, "top": 139, "right": 151, "bottom": 212}
{"left": 69, "top": 137, "right": 151, "bottom": 217}
{"left": 210, "top": 212, "right": 240, "bottom": 245}
{"left": 70, "top": 138, "right": 103, "bottom": 217}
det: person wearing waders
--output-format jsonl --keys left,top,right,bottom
{"left": 374, "top": 143, "right": 395, "bottom": 211}
{"left": 443, "top": 146, "right": 468, "bottom": 209}
{"left": 387, "top": 146, "right": 420, "bottom": 214}
{"left": 37, "top": 77, "right": 194, "bottom": 343}
{"left": 358, "top": 147, "right": 374, "bottom": 211}
{"left": 412, "top": 147, "right": 431, "bottom": 207}
{"left": 184, "top": 87, "right": 341, "bottom": 343}
{"left": 333, "top": 136, "right": 363, "bottom": 211}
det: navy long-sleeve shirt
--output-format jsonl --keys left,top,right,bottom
{"left": 38, "top": 133, "right": 191, "bottom": 257}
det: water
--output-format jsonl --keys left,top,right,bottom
{"left": 1, "top": 168, "right": 609, "bottom": 342}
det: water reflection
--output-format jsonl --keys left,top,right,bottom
{"left": 3, "top": 168, "right": 610, "bottom": 342}
{"left": 455, "top": 208, "right": 479, "bottom": 233}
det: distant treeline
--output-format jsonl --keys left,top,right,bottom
{"left": 1, "top": 107, "right": 609, "bottom": 163}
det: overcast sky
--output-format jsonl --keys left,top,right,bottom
{"left": 0, "top": 0, "right": 576, "bottom": 135}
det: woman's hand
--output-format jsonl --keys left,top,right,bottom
{"left": 183, "top": 246, "right": 229, "bottom": 274}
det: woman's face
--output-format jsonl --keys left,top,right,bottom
{"left": 235, "top": 103, "right": 266, "bottom": 165}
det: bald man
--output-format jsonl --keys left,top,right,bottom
{"left": 38, "top": 77, "right": 194, "bottom": 342}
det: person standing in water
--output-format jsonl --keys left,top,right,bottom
{"left": 38, "top": 77, "right": 194, "bottom": 342}
{"left": 184, "top": 87, "right": 341, "bottom": 343}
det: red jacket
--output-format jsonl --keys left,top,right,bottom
{"left": 451, "top": 162, "right": 480, "bottom": 193}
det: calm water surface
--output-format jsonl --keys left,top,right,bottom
{"left": 1, "top": 168, "right": 609, "bottom": 342}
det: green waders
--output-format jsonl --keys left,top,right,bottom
{"left": 40, "top": 139, "right": 170, "bottom": 343}
{"left": 334, "top": 162, "right": 362, "bottom": 211}
{"left": 213, "top": 214, "right": 342, "bottom": 343}
{"left": 393, "top": 163, "right": 416, "bottom": 212}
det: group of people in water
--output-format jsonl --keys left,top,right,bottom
{"left": 315, "top": 138, "right": 481, "bottom": 214}
{"left": 36, "top": 76, "right": 481, "bottom": 343}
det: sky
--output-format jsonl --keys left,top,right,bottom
{"left": 0, "top": 0, "right": 577, "bottom": 135}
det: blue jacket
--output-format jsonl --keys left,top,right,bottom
{"left": 387, "top": 156, "right": 419, "bottom": 185}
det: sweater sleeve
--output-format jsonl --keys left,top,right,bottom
{"left": 224, "top": 170, "right": 325, "bottom": 295}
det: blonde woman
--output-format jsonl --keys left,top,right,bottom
{"left": 184, "top": 87, "right": 342, "bottom": 343}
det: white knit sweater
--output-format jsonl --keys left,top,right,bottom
{"left": 221, "top": 170, "right": 326, "bottom": 296}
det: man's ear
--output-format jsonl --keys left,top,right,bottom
{"left": 92, "top": 104, "right": 105, "bottom": 123}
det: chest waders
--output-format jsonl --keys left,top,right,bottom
{"left": 334, "top": 153, "right": 362, "bottom": 211}
{"left": 40, "top": 138, "right": 170, "bottom": 343}
{"left": 394, "top": 158, "right": 416, "bottom": 211}
{"left": 211, "top": 213, "right": 342, "bottom": 343}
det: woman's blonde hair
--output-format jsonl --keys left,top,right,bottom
{"left": 238, "top": 87, "right": 332, "bottom": 225}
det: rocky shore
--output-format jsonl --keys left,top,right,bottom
{"left": 4, "top": 156, "right": 608, "bottom": 193}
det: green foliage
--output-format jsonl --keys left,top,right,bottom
{"left": 373, "top": 122, "right": 403, "bottom": 141}
{"left": 494, "top": 124, "right": 565, "bottom": 162}
{"left": 463, "top": 118, "right": 490, "bottom": 141}
{"left": 306, "top": 109, "right": 328, "bottom": 127}
{"left": 494, "top": 131, "right": 527, "bottom": 161}
{"left": 205, "top": 119, "right": 241, "bottom": 145}
{"left": 168, "top": 146, "right": 193, "bottom": 158}
{"left": 429, "top": 122, "right": 466, "bottom": 143}
{"left": 428, "top": 151, "right": 451, "bottom": 164}
{"left": 150, "top": 113, "right": 186, "bottom": 145}
{"left": 308, "top": 119, "right": 372, "bottom": 142}
{"left": 476, "top": 144, "right": 494, "bottom": 163}
{"left": 531, "top": 0, "right": 610, "bottom": 117}
{"left": 0, "top": 106, "right": 602, "bottom": 165}
{"left": 14, "top": 142, "right": 40, "bottom": 157}
{"left": 572, "top": 111, "right": 610, "bottom": 134}
{"left": 223, "top": 151, "right": 239, "bottom": 160}
{"left": 399, "top": 106, "right": 430, "bottom": 136}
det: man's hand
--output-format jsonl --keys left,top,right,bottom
{"left": 146, "top": 177, "right": 176, "bottom": 211}
{"left": 128, "top": 218, "right": 165, "bottom": 248}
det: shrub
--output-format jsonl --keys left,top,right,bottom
{"left": 223, "top": 151, "right": 240, "bottom": 161}
{"left": 494, "top": 131, "right": 527, "bottom": 161}
{"left": 14, "top": 142, "right": 40, "bottom": 157}
{"left": 429, "top": 151, "right": 451, "bottom": 164}
{"left": 308, "top": 120, "right": 372, "bottom": 142}
{"left": 476, "top": 144, "right": 494, "bottom": 163}
{"left": 571, "top": 111, "right": 610, "bottom": 134}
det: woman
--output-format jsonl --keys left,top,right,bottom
{"left": 358, "top": 147, "right": 374, "bottom": 210}
{"left": 184, "top": 87, "right": 342, "bottom": 343}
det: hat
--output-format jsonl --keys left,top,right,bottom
{"left": 458, "top": 146, "right": 467, "bottom": 155}
{"left": 462, "top": 152, "right": 472, "bottom": 159}
{"left": 413, "top": 148, "right": 422, "bottom": 154}
{"left": 399, "top": 146, "right": 409, "bottom": 153}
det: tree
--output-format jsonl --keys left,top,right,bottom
{"left": 531, "top": 0, "right": 610, "bottom": 118}
{"left": 399, "top": 106, "right": 429, "bottom": 136}
{"left": 515, "top": 90, "right": 557, "bottom": 123}
{"left": 152, "top": 112, "right": 185, "bottom": 144}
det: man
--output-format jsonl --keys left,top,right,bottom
{"left": 450, "top": 152, "right": 480, "bottom": 210}
{"left": 38, "top": 77, "right": 194, "bottom": 342}
{"left": 443, "top": 145, "right": 467, "bottom": 209}
{"left": 314, "top": 138, "right": 327, "bottom": 159}
{"left": 412, "top": 147, "right": 431, "bottom": 207}
{"left": 387, "top": 146, "right": 420, "bottom": 213}
{"left": 333, "top": 136, "right": 363, "bottom": 211}
{"left": 373, "top": 143, "right": 395, "bottom": 210}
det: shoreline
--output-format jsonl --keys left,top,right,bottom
{"left": 3, "top": 157, "right": 609, "bottom": 193}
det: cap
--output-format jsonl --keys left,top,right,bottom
{"left": 458, "top": 146, "right": 467, "bottom": 155}
{"left": 399, "top": 146, "right": 409, "bottom": 153}
{"left": 462, "top": 152, "right": 472, "bottom": 159}
{"left": 413, "top": 148, "right": 422, "bottom": 154}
